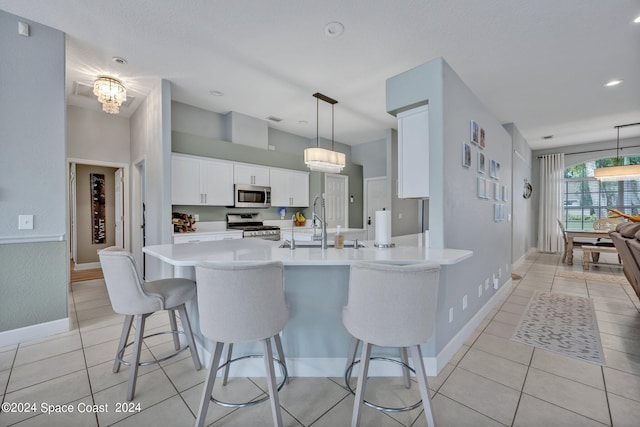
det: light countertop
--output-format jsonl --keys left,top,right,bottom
{"left": 145, "top": 232, "right": 472, "bottom": 267}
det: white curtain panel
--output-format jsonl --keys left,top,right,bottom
{"left": 538, "top": 153, "right": 565, "bottom": 252}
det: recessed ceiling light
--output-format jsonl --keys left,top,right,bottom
{"left": 324, "top": 21, "right": 344, "bottom": 37}
{"left": 298, "top": 120, "right": 308, "bottom": 125}
{"left": 112, "top": 56, "right": 127, "bottom": 65}
{"left": 209, "top": 90, "right": 224, "bottom": 96}
{"left": 634, "top": 15, "right": 640, "bottom": 24}
{"left": 542, "top": 135, "right": 553, "bottom": 140}
{"left": 604, "top": 79, "right": 623, "bottom": 87}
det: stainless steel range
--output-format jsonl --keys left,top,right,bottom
{"left": 226, "top": 213, "right": 281, "bottom": 241}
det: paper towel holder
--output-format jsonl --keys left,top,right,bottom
{"left": 374, "top": 208, "right": 395, "bottom": 248}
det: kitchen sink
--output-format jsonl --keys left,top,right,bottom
{"left": 279, "top": 241, "right": 367, "bottom": 249}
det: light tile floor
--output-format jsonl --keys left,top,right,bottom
{"left": 2, "top": 250, "right": 640, "bottom": 426}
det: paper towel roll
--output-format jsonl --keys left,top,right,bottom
{"left": 375, "top": 210, "right": 391, "bottom": 245}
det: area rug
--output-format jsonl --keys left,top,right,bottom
{"left": 512, "top": 291, "right": 605, "bottom": 365}
{"left": 556, "top": 270, "right": 628, "bottom": 285}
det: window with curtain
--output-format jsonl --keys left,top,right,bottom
{"left": 563, "top": 157, "right": 640, "bottom": 230}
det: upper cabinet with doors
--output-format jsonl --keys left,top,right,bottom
{"left": 397, "top": 105, "right": 429, "bottom": 198}
{"left": 270, "top": 168, "right": 310, "bottom": 207}
{"left": 233, "top": 163, "right": 270, "bottom": 186}
{"left": 171, "top": 154, "right": 234, "bottom": 206}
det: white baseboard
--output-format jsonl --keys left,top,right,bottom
{"left": 74, "top": 262, "right": 101, "bottom": 270}
{"left": 430, "top": 278, "right": 513, "bottom": 375}
{"left": 192, "top": 280, "right": 513, "bottom": 378}
{"left": 513, "top": 247, "right": 537, "bottom": 269}
{"left": 0, "top": 318, "right": 70, "bottom": 348}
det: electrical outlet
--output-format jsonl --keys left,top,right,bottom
{"left": 462, "top": 295, "right": 468, "bottom": 311}
{"left": 498, "top": 268, "right": 502, "bottom": 278}
{"left": 193, "top": 214, "right": 200, "bottom": 221}
{"left": 18, "top": 214, "right": 33, "bottom": 230}
{"left": 478, "top": 284, "right": 483, "bottom": 298}
{"left": 485, "top": 278, "right": 490, "bottom": 290}
{"left": 493, "top": 277, "right": 499, "bottom": 290}
{"left": 449, "top": 307, "right": 454, "bottom": 323}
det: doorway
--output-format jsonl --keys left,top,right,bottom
{"left": 364, "top": 177, "right": 389, "bottom": 240}
{"left": 68, "top": 159, "right": 129, "bottom": 271}
{"left": 324, "top": 173, "right": 349, "bottom": 228}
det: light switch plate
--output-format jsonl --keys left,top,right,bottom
{"left": 19, "top": 214, "right": 33, "bottom": 230}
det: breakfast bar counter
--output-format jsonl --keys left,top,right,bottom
{"left": 143, "top": 234, "right": 472, "bottom": 376}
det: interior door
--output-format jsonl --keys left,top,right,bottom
{"left": 364, "top": 177, "right": 388, "bottom": 240}
{"left": 114, "top": 168, "right": 124, "bottom": 248}
{"left": 70, "top": 162, "right": 77, "bottom": 263}
{"left": 324, "top": 173, "right": 349, "bottom": 228}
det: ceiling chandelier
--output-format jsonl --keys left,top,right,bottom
{"left": 594, "top": 122, "right": 640, "bottom": 181}
{"left": 93, "top": 76, "right": 127, "bottom": 114}
{"left": 304, "top": 92, "right": 346, "bottom": 173}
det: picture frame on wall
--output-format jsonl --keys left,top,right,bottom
{"left": 493, "top": 182, "right": 500, "bottom": 201}
{"left": 478, "top": 152, "right": 485, "bottom": 174}
{"left": 480, "top": 127, "right": 486, "bottom": 149}
{"left": 496, "top": 162, "right": 501, "bottom": 180}
{"left": 502, "top": 185, "right": 509, "bottom": 202}
{"left": 462, "top": 142, "right": 472, "bottom": 168}
{"left": 489, "top": 159, "right": 497, "bottom": 179}
{"left": 471, "top": 120, "right": 480, "bottom": 145}
{"left": 477, "top": 177, "right": 487, "bottom": 199}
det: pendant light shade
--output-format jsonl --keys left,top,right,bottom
{"left": 594, "top": 123, "right": 640, "bottom": 181}
{"left": 304, "top": 92, "right": 345, "bottom": 173}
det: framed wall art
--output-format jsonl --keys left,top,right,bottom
{"left": 91, "top": 173, "right": 106, "bottom": 244}
{"left": 471, "top": 120, "right": 480, "bottom": 145}
{"left": 462, "top": 142, "right": 472, "bottom": 168}
{"left": 478, "top": 152, "right": 485, "bottom": 174}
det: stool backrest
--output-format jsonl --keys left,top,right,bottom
{"left": 98, "top": 246, "right": 163, "bottom": 315}
{"left": 343, "top": 262, "right": 441, "bottom": 347}
{"left": 195, "top": 261, "right": 288, "bottom": 343}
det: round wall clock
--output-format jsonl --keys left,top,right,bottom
{"left": 523, "top": 181, "right": 533, "bottom": 199}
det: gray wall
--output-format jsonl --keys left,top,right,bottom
{"left": 504, "top": 123, "right": 534, "bottom": 264}
{"left": 67, "top": 105, "right": 130, "bottom": 164}
{"left": 0, "top": 10, "right": 68, "bottom": 332}
{"left": 351, "top": 137, "right": 387, "bottom": 179}
{"left": 387, "top": 57, "right": 512, "bottom": 356}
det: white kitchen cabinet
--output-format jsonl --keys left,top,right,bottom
{"left": 172, "top": 154, "right": 234, "bottom": 206}
{"left": 234, "top": 163, "right": 270, "bottom": 186}
{"left": 270, "top": 168, "right": 309, "bottom": 207}
{"left": 397, "top": 105, "right": 429, "bottom": 198}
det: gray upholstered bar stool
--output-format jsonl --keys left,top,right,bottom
{"left": 343, "top": 261, "right": 440, "bottom": 427}
{"left": 98, "top": 247, "right": 201, "bottom": 401}
{"left": 194, "top": 261, "right": 289, "bottom": 427}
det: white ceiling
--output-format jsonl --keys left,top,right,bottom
{"left": 1, "top": 0, "right": 639, "bottom": 149}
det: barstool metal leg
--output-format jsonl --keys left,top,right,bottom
{"left": 113, "top": 315, "right": 134, "bottom": 373}
{"left": 273, "top": 333, "right": 289, "bottom": 384}
{"left": 168, "top": 309, "right": 180, "bottom": 351}
{"left": 262, "top": 338, "right": 283, "bottom": 427}
{"left": 410, "top": 345, "right": 435, "bottom": 427}
{"left": 222, "top": 343, "right": 233, "bottom": 386}
{"left": 196, "top": 341, "right": 224, "bottom": 427}
{"left": 400, "top": 347, "right": 411, "bottom": 389}
{"left": 351, "top": 342, "right": 372, "bottom": 427}
{"left": 345, "top": 338, "right": 359, "bottom": 384}
{"left": 176, "top": 304, "right": 201, "bottom": 370}
{"left": 127, "top": 314, "right": 146, "bottom": 401}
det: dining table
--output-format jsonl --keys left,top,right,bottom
{"left": 565, "top": 229, "right": 610, "bottom": 265}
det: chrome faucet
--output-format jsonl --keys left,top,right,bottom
{"left": 312, "top": 194, "right": 328, "bottom": 250}
{"left": 283, "top": 214, "right": 296, "bottom": 250}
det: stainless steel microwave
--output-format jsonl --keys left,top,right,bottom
{"left": 234, "top": 184, "right": 271, "bottom": 208}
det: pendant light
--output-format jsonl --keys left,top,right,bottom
{"left": 594, "top": 123, "right": 640, "bottom": 181}
{"left": 304, "top": 92, "right": 346, "bottom": 173}
{"left": 93, "top": 76, "right": 127, "bottom": 114}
